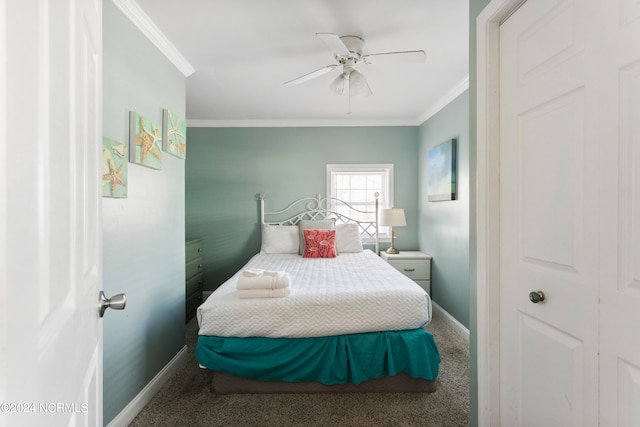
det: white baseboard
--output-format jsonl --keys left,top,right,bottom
{"left": 107, "top": 345, "right": 190, "bottom": 427}
{"left": 431, "top": 301, "right": 470, "bottom": 343}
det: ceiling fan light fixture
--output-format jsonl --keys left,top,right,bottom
{"left": 329, "top": 73, "right": 346, "bottom": 95}
{"left": 349, "top": 69, "right": 372, "bottom": 97}
{"left": 284, "top": 32, "right": 424, "bottom": 103}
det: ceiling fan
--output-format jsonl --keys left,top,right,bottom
{"left": 284, "top": 33, "right": 426, "bottom": 99}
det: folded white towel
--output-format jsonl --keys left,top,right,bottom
{"left": 236, "top": 271, "right": 291, "bottom": 290}
{"left": 241, "top": 269, "right": 265, "bottom": 277}
{"left": 238, "top": 287, "right": 291, "bottom": 299}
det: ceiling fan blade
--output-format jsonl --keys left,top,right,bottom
{"left": 283, "top": 64, "right": 339, "bottom": 87}
{"left": 363, "top": 50, "right": 426, "bottom": 65}
{"left": 316, "top": 32, "right": 351, "bottom": 56}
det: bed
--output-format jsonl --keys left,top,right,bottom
{"left": 195, "top": 194, "right": 440, "bottom": 394}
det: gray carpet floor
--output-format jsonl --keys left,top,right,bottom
{"left": 130, "top": 314, "right": 469, "bottom": 426}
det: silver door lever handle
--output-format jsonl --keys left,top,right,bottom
{"left": 99, "top": 291, "right": 127, "bottom": 317}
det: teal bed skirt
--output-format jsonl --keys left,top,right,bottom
{"left": 196, "top": 328, "right": 440, "bottom": 385}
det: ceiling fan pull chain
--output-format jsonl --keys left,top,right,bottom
{"left": 348, "top": 79, "right": 352, "bottom": 115}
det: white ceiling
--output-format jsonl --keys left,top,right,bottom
{"left": 126, "top": 0, "right": 469, "bottom": 127}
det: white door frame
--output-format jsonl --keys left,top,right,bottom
{"left": 476, "top": 0, "right": 527, "bottom": 425}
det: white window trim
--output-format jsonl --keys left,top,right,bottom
{"left": 326, "top": 164, "right": 394, "bottom": 242}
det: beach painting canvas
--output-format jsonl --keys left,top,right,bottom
{"left": 427, "top": 138, "right": 457, "bottom": 202}
{"left": 129, "top": 111, "right": 162, "bottom": 170}
{"left": 102, "top": 137, "right": 128, "bottom": 198}
{"left": 162, "top": 109, "right": 187, "bottom": 159}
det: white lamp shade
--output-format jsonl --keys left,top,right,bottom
{"left": 349, "top": 70, "right": 372, "bottom": 97}
{"left": 330, "top": 73, "right": 346, "bottom": 95}
{"left": 379, "top": 208, "right": 406, "bottom": 227}
{"left": 330, "top": 70, "right": 372, "bottom": 97}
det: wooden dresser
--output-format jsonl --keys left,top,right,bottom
{"left": 185, "top": 238, "right": 204, "bottom": 322}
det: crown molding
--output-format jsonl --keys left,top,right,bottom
{"left": 415, "top": 75, "right": 469, "bottom": 125}
{"left": 111, "top": 0, "right": 195, "bottom": 77}
{"left": 186, "top": 118, "right": 419, "bottom": 128}
{"left": 185, "top": 76, "right": 469, "bottom": 128}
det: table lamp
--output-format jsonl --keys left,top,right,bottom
{"left": 380, "top": 208, "right": 406, "bottom": 254}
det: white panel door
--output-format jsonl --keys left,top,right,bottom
{"left": 598, "top": 0, "right": 640, "bottom": 425}
{"left": 1, "top": 0, "right": 103, "bottom": 426}
{"left": 499, "top": 0, "right": 600, "bottom": 425}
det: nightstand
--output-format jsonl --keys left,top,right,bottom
{"left": 380, "top": 251, "right": 432, "bottom": 295}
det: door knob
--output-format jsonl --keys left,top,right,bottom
{"left": 529, "top": 290, "right": 545, "bottom": 304}
{"left": 99, "top": 291, "right": 127, "bottom": 317}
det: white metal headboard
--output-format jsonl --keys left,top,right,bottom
{"left": 257, "top": 193, "right": 379, "bottom": 254}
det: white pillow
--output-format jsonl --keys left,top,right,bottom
{"left": 260, "top": 224, "right": 299, "bottom": 254}
{"left": 298, "top": 219, "right": 335, "bottom": 255}
{"left": 336, "top": 223, "right": 364, "bottom": 253}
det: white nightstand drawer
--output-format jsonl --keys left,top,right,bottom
{"left": 380, "top": 251, "right": 432, "bottom": 296}
{"left": 388, "top": 260, "right": 429, "bottom": 280}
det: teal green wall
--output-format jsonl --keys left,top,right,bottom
{"left": 185, "top": 126, "right": 419, "bottom": 291}
{"left": 418, "top": 90, "right": 470, "bottom": 329}
{"left": 102, "top": 1, "right": 186, "bottom": 424}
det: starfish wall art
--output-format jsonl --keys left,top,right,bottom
{"left": 162, "top": 109, "right": 187, "bottom": 159}
{"left": 102, "top": 137, "right": 128, "bottom": 198}
{"left": 129, "top": 111, "right": 162, "bottom": 170}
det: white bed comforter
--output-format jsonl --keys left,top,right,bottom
{"left": 197, "top": 250, "right": 431, "bottom": 338}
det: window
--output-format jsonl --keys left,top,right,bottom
{"left": 326, "top": 164, "right": 393, "bottom": 240}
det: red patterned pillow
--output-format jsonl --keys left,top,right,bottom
{"left": 302, "top": 229, "right": 337, "bottom": 258}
